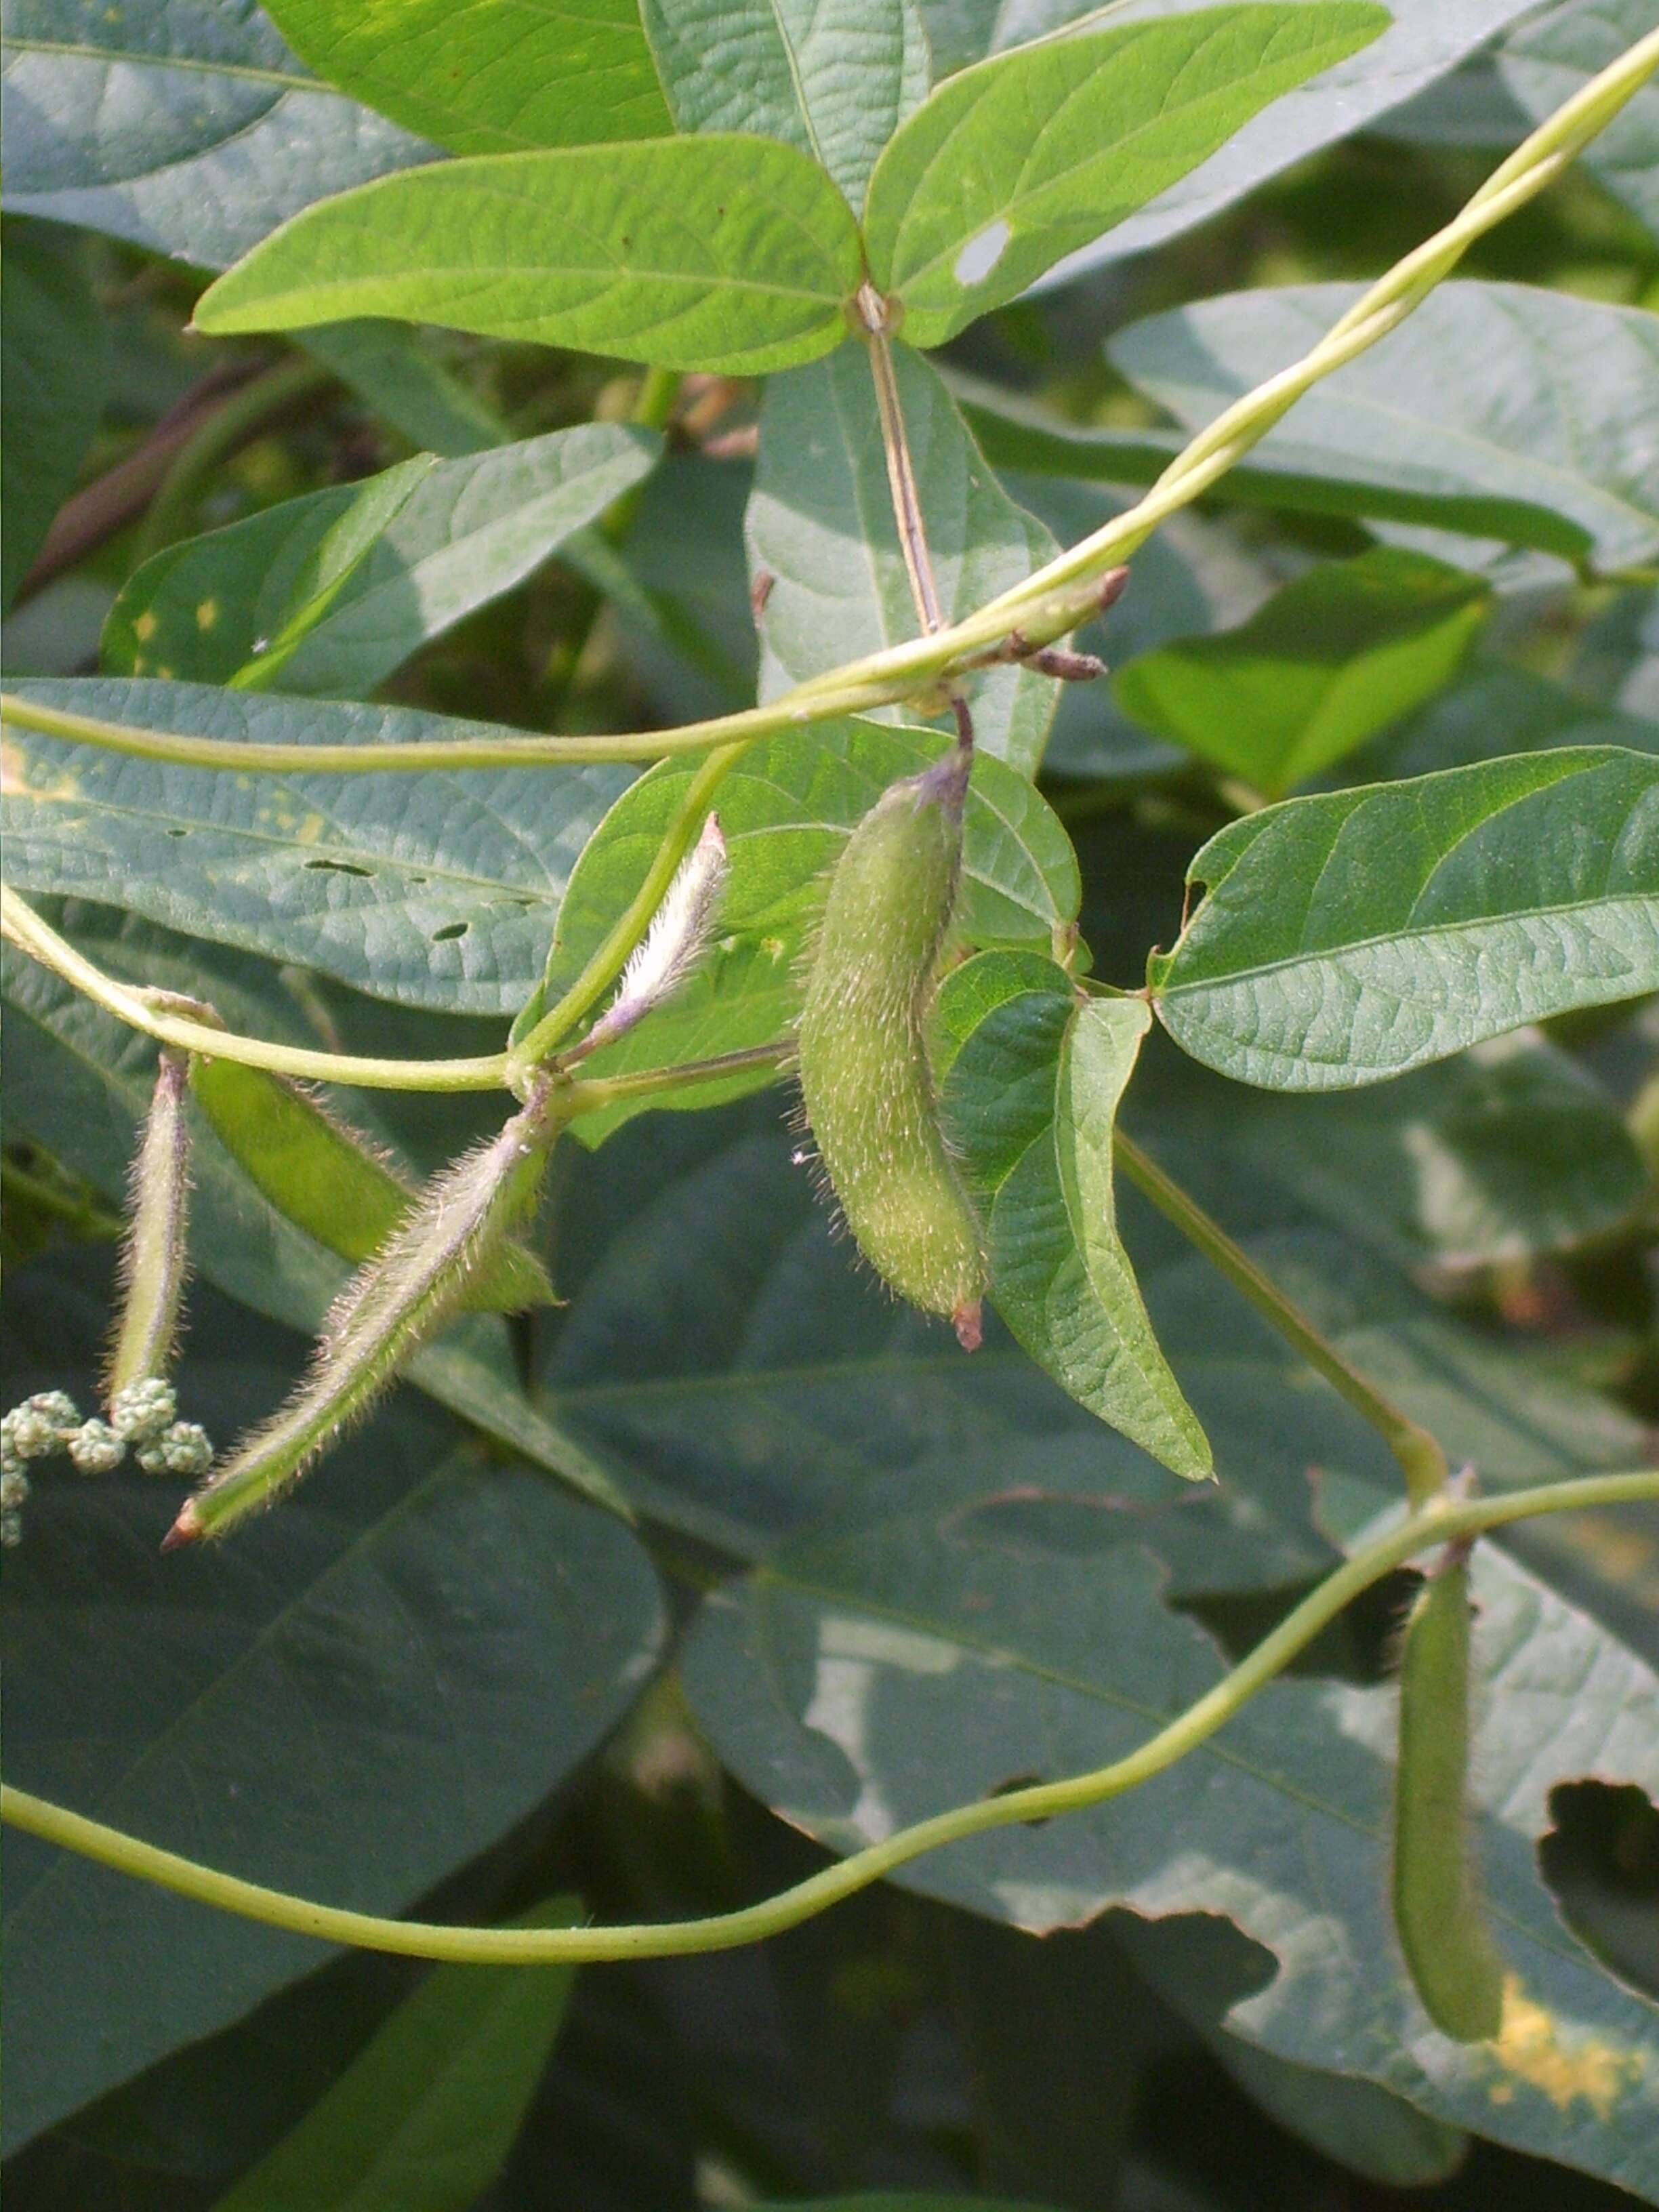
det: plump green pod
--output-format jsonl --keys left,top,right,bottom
{"left": 798, "top": 750, "right": 985, "bottom": 1349}
{"left": 1391, "top": 1555, "right": 1507, "bottom": 2041}
{"left": 107, "top": 1050, "right": 192, "bottom": 1402}
{"left": 168, "top": 1081, "right": 567, "bottom": 1545}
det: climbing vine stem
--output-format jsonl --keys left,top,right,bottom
{"left": 6, "top": 1469, "right": 1654, "bottom": 1964}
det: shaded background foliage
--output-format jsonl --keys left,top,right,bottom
{"left": 3, "top": 0, "right": 1659, "bottom": 2208}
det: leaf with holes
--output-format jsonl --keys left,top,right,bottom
{"left": 863, "top": 3, "right": 1389, "bottom": 348}
{"left": 1, "top": 678, "right": 628, "bottom": 1015}
{"left": 102, "top": 426, "right": 661, "bottom": 698}
{"left": 680, "top": 1464, "right": 1659, "bottom": 2194}
{"left": 746, "top": 347, "right": 1060, "bottom": 775}
{"left": 192, "top": 138, "right": 863, "bottom": 376}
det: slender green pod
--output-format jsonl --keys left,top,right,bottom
{"left": 167, "top": 1080, "right": 568, "bottom": 1546}
{"left": 797, "top": 748, "right": 986, "bottom": 1349}
{"left": 106, "top": 1050, "right": 193, "bottom": 1405}
{"left": 188, "top": 1057, "right": 554, "bottom": 1313}
{"left": 1391, "top": 1550, "right": 1507, "bottom": 2041}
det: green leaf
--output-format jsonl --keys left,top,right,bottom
{"left": 912, "top": 0, "right": 1543, "bottom": 264}
{"left": 262, "top": 0, "right": 672, "bottom": 155}
{"left": 102, "top": 427, "right": 661, "bottom": 698}
{"left": 187, "top": 1057, "right": 554, "bottom": 1313}
{"left": 642, "top": 0, "right": 929, "bottom": 205}
{"left": 1113, "top": 550, "right": 1490, "bottom": 796}
{"left": 863, "top": 4, "right": 1389, "bottom": 348}
{"left": 937, "top": 954, "right": 1212, "bottom": 1481}
{"left": 1151, "top": 747, "right": 1659, "bottom": 1090}
{"left": 679, "top": 1468, "right": 1659, "bottom": 2195}
{"left": 295, "top": 323, "right": 512, "bottom": 457}
{"left": 1, "top": 916, "right": 627, "bottom": 1517}
{"left": 1, "top": 217, "right": 109, "bottom": 610}
{"left": 1497, "top": 0, "right": 1659, "bottom": 241}
{"left": 206, "top": 1898, "right": 579, "bottom": 2212}
{"left": 2, "top": 678, "right": 630, "bottom": 1015}
{"left": 192, "top": 138, "right": 863, "bottom": 376}
{"left": 1, "top": 0, "right": 432, "bottom": 268}
{"left": 531, "top": 720, "right": 1080, "bottom": 1139}
{"left": 1, "top": 1252, "right": 662, "bottom": 2148}
{"left": 230, "top": 457, "right": 438, "bottom": 692}
{"left": 1110, "top": 283, "right": 1659, "bottom": 573}
{"left": 747, "top": 348, "right": 1060, "bottom": 775}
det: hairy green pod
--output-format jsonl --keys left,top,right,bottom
{"left": 188, "top": 1057, "right": 553, "bottom": 1313}
{"left": 107, "top": 1050, "right": 192, "bottom": 1402}
{"left": 169, "top": 1082, "right": 567, "bottom": 1545}
{"left": 798, "top": 750, "right": 985, "bottom": 1348}
{"left": 1391, "top": 1555, "right": 1507, "bottom": 2041}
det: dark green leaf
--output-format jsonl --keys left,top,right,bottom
{"left": 262, "top": 0, "right": 672, "bottom": 155}
{"left": 1, "top": 1252, "right": 662, "bottom": 2148}
{"left": 747, "top": 348, "right": 1059, "bottom": 775}
{"left": 102, "top": 427, "right": 660, "bottom": 697}
{"left": 2, "top": 678, "right": 629, "bottom": 1014}
{"left": 1, "top": 0, "right": 432, "bottom": 268}
{"left": 192, "top": 138, "right": 863, "bottom": 376}
{"left": 1, "top": 217, "right": 108, "bottom": 609}
{"left": 1151, "top": 748, "right": 1659, "bottom": 1090}
{"left": 937, "top": 952, "right": 1212, "bottom": 1480}
{"left": 207, "top": 1899, "right": 579, "bottom": 2212}
{"left": 532, "top": 720, "right": 1079, "bottom": 1139}
{"left": 1347, "top": 661, "right": 1659, "bottom": 781}
{"left": 863, "top": 4, "right": 1389, "bottom": 347}
{"left": 642, "top": 0, "right": 929, "bottom": 205}
{"left": 680, "top": 1467, "right": 1659, "bottom": 2194}
{"left": 1113, "top": 550, "right": 1491, "bottom": 796}
{"left": 1110, "top": 283, "right": 1659, "bottom": 573}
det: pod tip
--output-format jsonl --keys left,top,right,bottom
{"left": 161, "top": 1499, "right": 203, "bottom": 1551}
{"left": 953, "top": 1301, "right": 983, "bottom": 1353}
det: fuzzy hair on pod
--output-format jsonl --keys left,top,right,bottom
{"left": 796, "top": 749, "right": 985, "bottom": 1349}
{"left": 1391, "top": 1553, "right": 1507, "bottom": 2041}
{"left": 106, "top": 1050, "right": 193, "bottom": 1405}
{"left": 167, "top": 1081, "right": 567, "bottom": 1546}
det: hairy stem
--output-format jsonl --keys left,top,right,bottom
{"left": 1115, "top": 1130, "right": 1448, "bottom": 1506}
{"left": 858, "top": 285, "right": 944, "bottom": 637}
{"left": 7, "top": 1469, "right": 1654, "bottom": 1963}
{"left": 508, "top": 741, "right": 745, "bottom": 1073}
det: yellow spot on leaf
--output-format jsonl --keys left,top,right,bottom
{"left": 1489, "top": 1976, "right": 1645, "bottom": 2118}
{"left": 133, "top": 611, "right": 158, "bottom": 642}
{"left": 156, "top": 664, "right": 175, "bottom": 680}
{"left": 196, "top": 599, "right": 219, "bottom": 630}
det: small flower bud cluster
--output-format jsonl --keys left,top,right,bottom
{"left": 0, "top": 1380, "right": 214, "bottom": 1544}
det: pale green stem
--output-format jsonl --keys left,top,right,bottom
{"left": 107, "top": 1048, "right": 192, "bottom": 1395}
{"left": 1115, "top": 1131, "right": 1448, "bottom": 1506}
{"left": 562, "top": 1038, "right": 795, "bottom": 1117}
{"left": 857, "top": 285, "right": 944, "bottom": 637}
{"left": 508, "top": 741, "right": 747, "bottom": 1072}
{"left": 1, "top": 887, "right": 509, "bottom": 1093}
{"left": 14, "top": 33, "right": 1653, "bottom": 787}
{"left": 7, "top": 1470, "right": 1654, "bottom": 1963}
{"left": 131, "top": 357, "right": 335, "bottom": 567}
